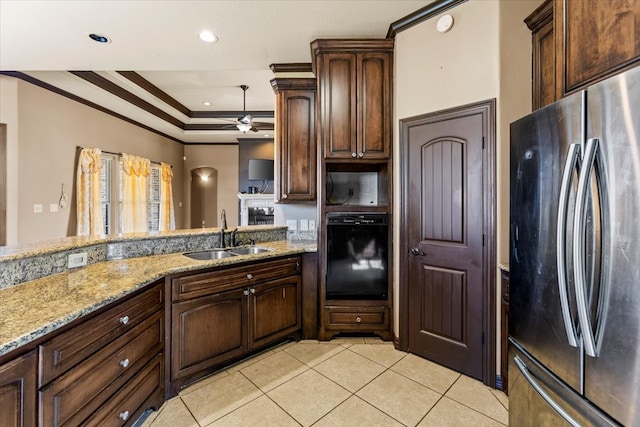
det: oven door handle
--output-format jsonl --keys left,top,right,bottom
{"left": 410, "top": 247, "right": 425, "bottom": 256}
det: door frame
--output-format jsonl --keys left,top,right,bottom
{"left": 398, "top": 99, "right": 497, "bottom": 387}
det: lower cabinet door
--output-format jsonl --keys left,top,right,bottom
{"left": 249, "top": 276, "right": 301, "bottom": 349}
{"left": 0, "top": 351, "right": 36, "bottom": 427}
{"left": 171, "top": 289, "right": 248, "bottom": 381}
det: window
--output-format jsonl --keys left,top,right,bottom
{"left": 101, "top": 154, "right": 162, "bottom": 234}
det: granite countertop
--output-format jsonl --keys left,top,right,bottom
{"left": 499, "top": 262, "right": 509, "bottom": 272}
{"left": 0, "top": 240, "right": 316, "bottom": 358}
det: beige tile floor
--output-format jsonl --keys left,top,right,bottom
{"left": 142, "top": 338, "right": 508, "bottom": 427}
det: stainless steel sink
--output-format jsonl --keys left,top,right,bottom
{"left": 229, "top": 247, "right": 271, "bottom": 255}
{"left": 184, "top": 250, "right": 237, "bottom": 260}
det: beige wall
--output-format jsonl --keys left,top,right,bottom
{"left": 184, "top": 145, "right": 239, "bottom": 229}
{"left": 394, "top": 0, "right": 540, "bottom": 372}
{"left": 1, "top": 76, "right": 186, "bottom": 244}
{"left": 0, "top": 77, "right": 19, "bottom": 245}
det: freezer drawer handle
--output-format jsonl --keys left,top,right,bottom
{"left": 573, "top": 138, "right": 599, "bottom": 358}
{"left": 556, "top": 143, "right": 580, "bottom": 348}
{"left": 514, "top": 355, "right": 581, "bottom": 427}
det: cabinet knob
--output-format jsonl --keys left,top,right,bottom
{"left": 243, "top": 289, "right": 250, "bottom": 296}
{"left": 358, "top": 152, "right": 364, "bottom": 158}
{"left": 356, "top": 317, "right": 362, "bottom": 323}
{"left": 283, "top": 194, "right": 288, "bottom": 199}
{"left": 119, "top": 315, "right": 129, "bottom": 325}
{"left": 250, "top": 288, "right": 256, "bottom": 294}
{"left": 351, "top": 152, "right": 357, "bottom": 158}
{"left": 119, "top": 358, "right": 130, "bottom": 368}
{"left": 119, "top": 411, "right": 130, "bottom": 421}
{"left": 247, "top": 273, "right": 253, "bottom": 279}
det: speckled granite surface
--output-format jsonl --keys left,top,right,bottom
{"left": 0, "top": 226, "right": 287, "bottom": 289}
{"left": 499, "top": 263, "right": 509, "bottom": 272}
{"left": 0, "top": 239, "right": 316, "bottom": 358}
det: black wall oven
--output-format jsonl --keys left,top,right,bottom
{"left": 326, "top": 213, "right": 388, "bottom": 300}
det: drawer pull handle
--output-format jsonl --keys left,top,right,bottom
{"left": 356, "top": 317, "right": 362, "bottom": 323}
{"left": 119, "top": 411, "right": 130, "bottom": 421}
{"left": 250, "top": 288, "right": 256, "bottom": 294}
{"left": 119, "top": 315, "right": 129, "bottom": 325}
{"left": 119, "top": 358, "right": 130, "bottom": 368}
{"left": 243, "top": 289, "right": 249, "bottom": 296}
{"left": 247, "top": 273, "right": 253, "bottom": 279}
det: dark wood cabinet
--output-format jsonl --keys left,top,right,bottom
{"left": 271, "top": 78, "right": 317, "bottom": 202}
{"left": 0, "top": 351, "right": 36, "bottom": 427}
{"left": 525, "top": 0, "right": 555, "bottom": 110}
{"left": 312, "top": 39, "right": 393, "bottom": 160}
{"left": 171, "top": 289, "right": 247, "bottom": 381}
{"left": 500, "top": 268, "right": 510, "bottom": 394}
{"left": 249, "top": 276, "right": 301, "bottom": 348}
{"left": 167, "top": 256, "right": 302, "bottom": 394}
{"left": 527, "top": 0, "right": 640, "bottom": 107}
{"left": 555, "top": 0, "right": 640, "bottom": 98}
{"left": 38, "top": 282, "right": 164, "bottom": 426}
{"left": 313, "top": 39, "right": 394, "bottom": 341}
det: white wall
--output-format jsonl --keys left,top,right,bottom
{"left": 394, "top": 0, "right": 540, "bottom": 373}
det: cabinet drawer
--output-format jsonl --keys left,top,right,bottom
{"left": 39, "top": 283, "right": 163, "bottom": 386}
{"left": 325, "top": 306, "right": 389, "bottom": 330}
{"left": 82, "top": 354, "right": 164, "bottom": 427}
{"left": 172, "top": 256, "right": 301, "bottom": 301}
{"left": 39, "top": 312, "right": 163, "bottom": 427}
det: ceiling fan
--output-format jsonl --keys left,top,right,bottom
{"left": 230, "top": 85, "right": 270, "bottom": 133}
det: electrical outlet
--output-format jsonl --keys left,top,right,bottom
{"left": 49, "top": 204, "right": 58, "bottom": 213}
{"left": 286, "top": 219, "right": 297, "bottom": 231}
{"left": 68, "top": 252, "right": 88, "bottom": 269}
{"left": 309, "top": 219, "right": 316, "bottom": 230}
{"left": 299, "top": 219, "right": 309, "bottom": 231}
{"left": 33, "top": 204, "right": 43, "bottom": 213}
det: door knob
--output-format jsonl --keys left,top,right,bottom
{"left": 410, "top": 247, "right": 425, "bottom": 256}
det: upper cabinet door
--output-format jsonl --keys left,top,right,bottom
{"left": 320, "top": 53, "right": 358, "bottom": 159}
{"left": 555, "top": 0, "right": 640, "bottom": 97}
{"left": 274, "top": 83, "right": 317, "bottom": 202}
{"left": 358, "top": 52, "right": 392, "bottom": 159}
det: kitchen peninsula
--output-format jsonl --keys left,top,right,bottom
{"left": 0, "top": 226, "right": 316, "bottom": 426}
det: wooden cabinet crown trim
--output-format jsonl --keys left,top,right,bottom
{"left": 524, "top": 0, "right": 553, "bottom": 31}
{"left": 270, "top": 77, "right": 317, "bottom": 93}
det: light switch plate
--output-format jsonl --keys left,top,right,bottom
{"left": 309, "top": 219, "right": 316, "bottom": 230}
{"left": 299, "top": 219, "right": 309, "bottom": 231}
{"left": 50, "top": 204, "right": 59, "bottom": 213}
{"left": 286, "top": 219, "right": 297, "bottom": 231}
{"left": 33, "top": 204, "right": 43, "bottom": 213}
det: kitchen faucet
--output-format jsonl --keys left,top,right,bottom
{"left": 219, "top": 209, "right": 228, "bottom": 247}
{"left": 220, "top": 209, "right": 228, "bottom": 230}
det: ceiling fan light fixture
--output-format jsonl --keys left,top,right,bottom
{"left": 236, "top": 122, "right": 253, "bottom": 133}
{"left": 199, "top": 30, "right": 218, "bottom": 43}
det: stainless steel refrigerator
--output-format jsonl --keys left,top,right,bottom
{"left": 509, "top": 65, "right": 640, "bottom": 427}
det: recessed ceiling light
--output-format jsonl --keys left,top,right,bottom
{"left": 89, "top": 33, "right": 111, "bottom": 44}
{"left": 203, "top": 101, "right": 211, "bottom": 106}
{"left": 199, "top": 30, "right": 218, "bottom": 43}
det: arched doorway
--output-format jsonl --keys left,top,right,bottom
{"left": 190, "top": 167, "right": 218, "bottom": 228}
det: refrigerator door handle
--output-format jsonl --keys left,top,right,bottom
{"left": 514, "top": 355, "right": 581, "bottom": 427}
{"left": 557, "top": 143, "right": 581, "bottom": 347}
{"left": 573, "top": 137, "right": 599, "bottom": 357}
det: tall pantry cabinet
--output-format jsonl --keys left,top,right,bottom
{"left": 311, "top": 39, "right": 394, "bottom": 341}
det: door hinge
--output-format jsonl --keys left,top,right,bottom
{"left": 482, "top": 332, "right": 485, "bottom": 345}
{"left": 482, "top": 137, "right": 485, "bottom": 149}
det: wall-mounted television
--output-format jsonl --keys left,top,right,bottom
{"left": 248, "top": 159, "right": 274, "bottom": 181}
